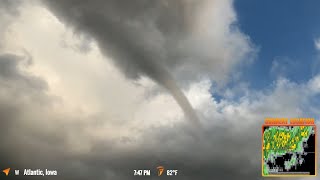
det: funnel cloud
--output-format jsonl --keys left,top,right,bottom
{"left": 41, "top": 0, "right": 204, "bottom": 124}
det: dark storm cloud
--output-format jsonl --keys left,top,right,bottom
{"left": 70, "top": 121, "right": 264, "bottom": 180}
{"left": 0, "top": 52, "right": 50, "bottom": 180}
{"left": 0, "top": 51, "right": 94, "bottom": 180}
{"left": 41, "top": 0, "right": 220, "bottom": 125}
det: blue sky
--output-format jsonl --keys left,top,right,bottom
{"left": 234, "top": 0, "right": 320, "bottom": 90}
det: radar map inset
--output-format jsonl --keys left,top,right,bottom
{"left": 262, "top": 125, "right": 316, "bottom": 176}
